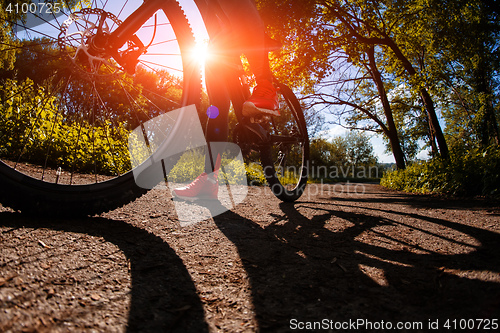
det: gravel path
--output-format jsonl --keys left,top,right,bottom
{"left": 1, "top": 183, "right": 499, "bottom": 332}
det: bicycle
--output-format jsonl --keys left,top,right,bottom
{"left": 0, "top": 0, "right": 309, "bottom": 216}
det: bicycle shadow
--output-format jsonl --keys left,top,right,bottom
{"left": 211, "top": 196, "right": 500, "bottom": 331}
{"left": 0, "top": 212, "right": 209, "bottom": 332}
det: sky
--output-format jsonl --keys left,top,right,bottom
{"left": 320, "top": 125, "right": 394, "bottom": 163}
{"left": 321, "top": 124, "right": 431, "bottom": 164}
{"left": 90, "top": 1, "right": 208, "bottom": 42}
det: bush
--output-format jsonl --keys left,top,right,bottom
{"left": 245, "top": 162, "right": 267, "bottom": 185}
{"left": 381, "top": 146, "right": 500, "bottom": 197}
{"left": 167, "top": 150, "right": 266, "bottom": 185}
{"left": 0, "top": 79, "right": 131, "bottom": 175}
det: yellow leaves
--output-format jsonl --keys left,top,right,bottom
{"left": 0, "top": 84, "right": 132, "bottom": 175}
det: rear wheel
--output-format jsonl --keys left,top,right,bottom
{"left": 0, "top": 1, "right": 201, "bottom": 216}
{"left": 259, "top": 83, "right": 309, "bottom": 202}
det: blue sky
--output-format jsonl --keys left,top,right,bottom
{"left": 321, "top": 124, "right": 431, "bottom": 164}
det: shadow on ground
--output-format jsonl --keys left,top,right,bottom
{"left": 1, "top": 185, "right": 499, "bottom": 332}
{"left": 0, "top": 213, "right": 208, "bottom": 332}
{"left": 212, "top": 194, "right": 500, "bottom": 331}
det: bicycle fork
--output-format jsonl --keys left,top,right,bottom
{"left": 89, "top": 0, "right": 161, "bottom": 73}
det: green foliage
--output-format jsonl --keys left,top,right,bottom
{"left": 0, "top": 29, "right": 186, "bottom": 176}
{"left": 309, "top": 131, "right": 379, "bottom": 181}
{"left": 167, "top": 150, "right": 205, "bottom": 183}
{"left": 0, "top": 2, "right": 21, "bottom": 70}
{"left": 167, "top": 149, "right": 263, "bottom": 185}
{"left": 245, "top": 162, "right": 266, "bottom": 185}
{"left": 0, "top": 78, "right": 131, "bottom": 174}
{"left": 381, "top": 146, "right": 500, "bottom": 197}
{"left": 257, "top": 0, "right": 328, "bottom": 94}
{"left": 221, "top": 158, "right": 248, "bottom": 185}
{"left": 344, "top": 131, "right": 378, "bottom": 167}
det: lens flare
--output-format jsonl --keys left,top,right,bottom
{"left": 191, "top": 39, "right": 210, "bottom": 65}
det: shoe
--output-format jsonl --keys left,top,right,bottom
{"left": 242, "top": 80, "right": 280, "bottom": 118}
{"left": 172, "top": 154, "right": 221, "bottom": 201}
{"left": 172, "top": 172, "right": 218, "bottom": 201}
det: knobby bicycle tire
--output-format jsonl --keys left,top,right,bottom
{"left": 0, "top": 1, "right": 201, "bottom": 216}
{"left": 259, "top": 83, "right": 310, "bottom": 202}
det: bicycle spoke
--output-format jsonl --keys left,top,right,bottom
{"left": 143, "top": 22, "right": 172, "bottom": 28}
{"left": 111, "top": 0, "right": 129, "bottom": 29}
{"left": 141, "top": 53, "right": 181, "bottom": 57}
{"left": 13, "top": 73, "right": 66, "bottom": 166}
{"left": 5, "top": 20, "right": 59, "bottom": 42}
{"left": 89, "top": 83, "right": 119, "bottom": 175}
{"left": 41, "top": 77, "right": 72, "bottom": 180}
{"left": 139, "top": 60, "right": 183, "bottom": 73}
{"left": 257, "top": 84, "right": 309, "bottom": 199}
{"left": 149, "top": 38, "right": 179, "bottom": 47}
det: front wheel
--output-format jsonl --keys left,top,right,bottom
{"left": 259, "top": 83, "right": 309, "bottom": 202}
{"left": 0, "top": 1, "right": 201, "bottom": 216}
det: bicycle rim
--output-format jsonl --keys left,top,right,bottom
{"left": 260, "top": 83, "right": 309, "bottom": 202}
{"left": 0, "top": 1, "right": 201, "bottom": 216}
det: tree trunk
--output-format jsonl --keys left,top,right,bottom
{"left": 420, "top": 89, "right": 449, "bottom": 159}
{"left": 386, "top": 129, "right": 406, "bottom": 169}
{"left": 385, "top": 38, "right": 450, "bottom": 159}
{"left": 425, "top": 115, "right": 439, "bottom": 157}
{"left": 325, "top": 4, "right": 450, "bottom": 159}
{"left": 368, "top": 47, "right": 406, "bottom": 169}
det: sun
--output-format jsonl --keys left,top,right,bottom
{"left": 191, "top": 39, "right": 210, "bottom": 66}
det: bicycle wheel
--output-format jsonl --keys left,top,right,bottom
{"left": 259, "top": 83, "right": 309, "bottom": 202}
{"left": 0, "top": 1, "right": 201, "bottom": 216}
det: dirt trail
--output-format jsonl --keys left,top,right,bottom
{"left": 1, "top": 183, "right": 499, "bottom": 332}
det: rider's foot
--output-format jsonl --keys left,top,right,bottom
{"left": 172, "top": 172, "right": 218, "bottom": 201}
{"left": 172, "top": 154, "right": 221, "bottom": 201}
{"left": 242, "top": 79, "right": 280, "bottom": 118}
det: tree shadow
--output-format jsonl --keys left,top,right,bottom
{"left": 212, "top": 198, "right": 500, "bottom": 331}
{"left": 0, "top": 212, "right": 208, "bottom": 332}
{"left": 332, "top": 186, "right": 500, "bottom": 211}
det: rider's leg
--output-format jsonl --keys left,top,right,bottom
{"left": 204, "top": 32, "right": 232, "bottom": 173}
{"left": 171, "top": 36, "right": 230, "bottom": 201}
{"left": 213, "top": 0, "right": 272, "bottom": 83}
{"left": 214, "top": 0, "right": 279, "bottom": 117}
{"left": 173, "top": 1, "right": 277, "bottom": 201}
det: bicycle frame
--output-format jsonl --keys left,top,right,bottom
{"left": 84, "top": 0, "right": 159, "bottom": 74}
{"left": 107, "top": 0, "right": 163, "bottom": 48}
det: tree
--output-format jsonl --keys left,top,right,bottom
{"left": 310, "top": 138, "right": 330, "bottom": 166}
{"left": 309, "top": 132, "right": 377, "bottom": 180}
{"left": 422, "top": 0, "right": 500, "bottom": 148}
{"left": 258, "top": 0, "right": 478, "bottom": 168}
{"left": 257, "top": 0, "right": 407, "bottom": 168}
{"left": 0, "top": 1, "right": 24, "bottom": 70}
{"left": 388, "top": 93, "right": 431, "bottom": 162}
{"left": 344, "top": 131, "right": 377, "bottom": 170}
{"left": 319, "top": 0, "right": 451, "bottom": 159}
